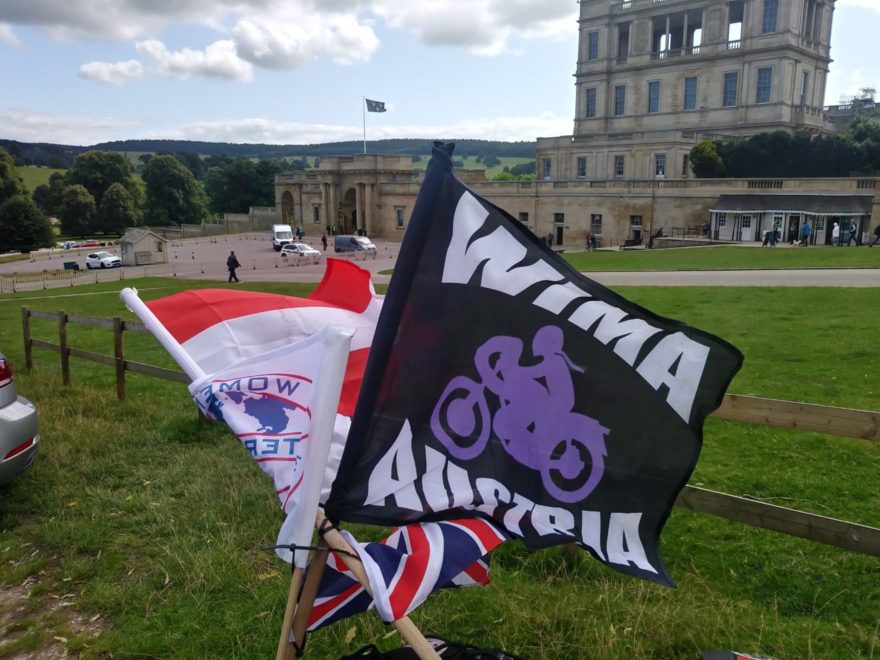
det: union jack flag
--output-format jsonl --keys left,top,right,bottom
{"left": 307, "top": 518, "right": 507, "bottom": 631}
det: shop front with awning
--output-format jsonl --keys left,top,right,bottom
{"left": 708, "top": 195, "right": 874, "bottom": 245}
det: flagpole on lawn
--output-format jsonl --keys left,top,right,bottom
{"left": 362, "top": 97, "right": 367, "bottom": 154}
{"left": 294, "top": 510, "right": 441, "bottom": 660}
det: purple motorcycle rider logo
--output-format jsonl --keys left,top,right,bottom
{"left": 430, "top": 325, "right": 609, "bottom": 504}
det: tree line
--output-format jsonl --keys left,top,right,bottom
{"left": 1, "top": 138, "right": 537, "bottom": 168}
{"left": 0, "top": 147, "right": 313, "bottom": 252}
{"left": 689, "top": 118, "right": 880, "bottom": 178}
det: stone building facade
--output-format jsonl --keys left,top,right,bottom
{"left": 537, "top": 0, "right": 836, "bottom": 182}
{"left": 273, "top": 0, "right": 879, "bottom": 248}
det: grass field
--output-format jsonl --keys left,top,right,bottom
{"left": 0, "top": 278, "right": 877, "bottom": 658}
{"left": 566, "top": 245, "right": 880, "bottom": 271}
{"left": 15, "top": 166, "right": 66, "bottom": 193}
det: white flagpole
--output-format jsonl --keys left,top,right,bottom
{"left": 119, "top": 287, "right": 205, "bottom": 381}
{"left": 276, "top": 324, "right": 352, "bottom": 660}
{"left": 281, "top": 324, "right": 353, "bottom": 568}
{"left": 363, "top": 97, "right": 367, "bottom": 154}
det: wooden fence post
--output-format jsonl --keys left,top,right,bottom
{"left": 21, "top": 307, "right": 32, "bottom": 369}
{"left": 58, "top": 311, "right": 70, "bottom": 386}
{"left": 113, "top": 317, "right": 125, "bottom": 401}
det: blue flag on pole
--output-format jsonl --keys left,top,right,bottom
{"left": 365, "top": 98, "right": 386, "bottom": 113}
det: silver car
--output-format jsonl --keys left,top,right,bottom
{"left": 0, "top": 352, "right": 39, "bottom": 485}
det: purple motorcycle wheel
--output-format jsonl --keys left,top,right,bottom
{"left": 430, "top": 376, "right": 490, "bottom": 461}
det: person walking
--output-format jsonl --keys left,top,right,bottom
{"left": 321, "top": 234, "right": 328, "bottom": 251}
{"left": 847, "top": 220, "right": 859, "bottom": 246}
{"left": 226, "top": 250, "right": 240, "bottom": 283}
{"left": 801, "top": 221, "right": 811, "bottom": 247}
{"left": 870, "top": 224, "right": 880, "bottom": 247}
{"left": 832, "top": 221, "right": 840, "bottom": 246}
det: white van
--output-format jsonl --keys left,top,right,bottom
{"left": 272, "top": 224, "right": 293, "bottom": 251}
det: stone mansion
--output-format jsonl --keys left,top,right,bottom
{"left": 274, "top": 0, "right": 878, "bottom": 248}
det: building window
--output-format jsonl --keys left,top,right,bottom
{"left": 576, "top": 157, "right": 587, "bottom": 177}
{"left": 542, "top": 158, "right": 552, "bottom": 179}
{"left": 741, "top": 216, "right": 752, "bottom": 228}
{"left": 762, "top": 0, "right": 778, "bottom": 33}
{"left": 718, "top": 213, "right": 727, "bottom": 228}
{"left": 723, "top": 72, "right": 738, "bottom": 107}
{"left": 655, "top": 153, "right": 666, "bottom": 177}
{"left": 756, "top": 67, "right": 772, "bottom": 103}
{"left": 614, "top": 85, "right": 626, "bottom": 116}
{"left": 313, "top": 206, "right": 321, "bottom": 224}
{"left": 518, "top": 212, "right": 529, "bottom": 224}
{"left": 801, "top": 71, "right": 810, "bottom": 104}
{"left": 554, "top": 213, "right": 565, "bottom": 225}
{"left": 156, "top": 241, "right": 163, "bottom": 252}
{"left": 816, "top": 218, "right": 825, "bottom": 231}
{"left": 613, "top": 155, "right": 625, "bottom": 177}
{"left": 395, "top": 208, "right": 405, "bottom": 228}
{"left": 629, "top": 215, "right": 642, "bottom": 228}
{"left": 588, "top": 31, "right": 599, "bottom": 60}
{"left": 590, "top": 213, "right": 603, "bottom": 234}
{"left": 682, "top": 154, "right": 690, "bottom": 177}
{"left": 684, "top": 76, "right": 698, "bottom": 110}
{"left": 585, "top": 88, "right": 597, "bottom": 118}
{"left": 647, "top": 81, "right": 660, "bottom": 113}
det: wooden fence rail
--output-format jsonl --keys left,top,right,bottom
{"left": 20, "top": 307, "right": 880, "bottom": 558}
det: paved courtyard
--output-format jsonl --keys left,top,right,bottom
{"left": 2, "top": 233, "right": 879, "bottom": 288}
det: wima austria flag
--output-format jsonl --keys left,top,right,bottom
{"left": 325, "top": 143, "right": 743, "bottom": 586}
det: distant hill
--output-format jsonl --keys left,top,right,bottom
{"left": 0, "top": 137, "right": 536, "bottom": 168}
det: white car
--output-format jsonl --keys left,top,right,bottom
{"left": 280, "top": 242, "right": 322, "bottom": 259}
{"left": 85, "top": 251, "right": 122, "bottom": 269}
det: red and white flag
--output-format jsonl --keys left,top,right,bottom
{"left": 145, "top": 258, "right": 382, "bottom": 416}
{"left": 129, "top": 260, "right": 381, "bottom": 560}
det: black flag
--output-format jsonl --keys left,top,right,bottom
{"left": 365, "top": 98, "right": 387, "bottom": 113}
{"left": 325, "top": 143, "right": 743, "bottom": 586}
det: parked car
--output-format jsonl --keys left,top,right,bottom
{"left": 85, "top": 251, "right": 122, "bottom": 269}
{"left": 78, "top": 240, "right": 102, "bottom": 248}
{"left": 334, "top": 235, "right": 377, "bottom": 253}
{"left": 0, "top": 352, "right": 39, "bottom": 486}
{"left": 280, "top": 242, "right": 322, "bottom": 259}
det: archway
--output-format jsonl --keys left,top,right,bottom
{"left": 338, "top": 188, "right": 357, "bottom": 235}
{"left": 280, "top": 191, "right": 294, "bottom": 225}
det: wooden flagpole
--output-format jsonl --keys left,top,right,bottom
{"left": 287, "top": 544, "right": 330, "bottom": 657}
{"left": 276, "top": 566, "right": 306, "bottom": 660}
{"left": 276, "top": 510, "right": 440, "bottom": 660}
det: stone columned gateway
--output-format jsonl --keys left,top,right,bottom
{"left": 275, "top": 155, "right": 419, "bottom": 239}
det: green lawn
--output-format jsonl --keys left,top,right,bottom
{"left": 566, "top": 245, "right": 880, "bottom": 271}
{"left": 0, "top": 279, "right": 877, "bottom": 658}
{"left": 15, "top": 165, "right": 66, "bottom": 193}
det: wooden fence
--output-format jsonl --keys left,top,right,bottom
{"left": 21, "top": 307, "right": 880, "bottom": 559}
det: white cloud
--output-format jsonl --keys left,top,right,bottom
{"left": 0, "top": 0, "right": 273, "bottom": 40}
{"left": 0, "top": 109, "right": 143, "bottom": 145}
{"left": 78, "top": 59, "right": 144, "bottom": 86}
{"left": 1, "top": 1, "right": 577, "bottom": 68}
{"left": 0, "top": 103, "right": 568, "bottom": 145}
{"left": 136, "top": 39, "right": 253, "bottom": 81}
{"left": 0, "top": 22, "right": 20, "bottom": 46}
{"left": 372, "top": 0, "right": 577, "bottom": 55}
{"left": 836, "top": 0, "right": 880, "bottom": 11}
{"left": 232, "top": 13, "right": 379, "bottom": 68}
{"left": 153, "top": 111, "right": 569, "bottom": 144}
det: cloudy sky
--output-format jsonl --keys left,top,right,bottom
{"left": 0, "top": 0, "right": 877, "bottom": 146}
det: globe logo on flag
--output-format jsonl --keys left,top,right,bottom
{"left": 193, "top": 373, "right": 313, "bottom": 467}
